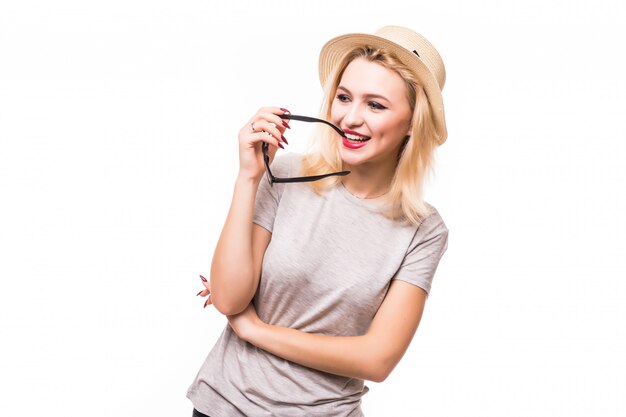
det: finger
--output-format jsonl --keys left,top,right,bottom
{"left": 250, "top": 119, "right": 287, "bottom": 145}
{"left": 196, "top": 289, "right": 209, "bottom": 297}
{"left": 200, "top": 275, "right": 211, "bottom": 291}
{"left": 203, "top": 295, "right": 213, "bottom": 308}
{"left": 255, "top": 106, "right": 291, "bottom": 119}
{"left": 250, "top": 118, "right": 282, "bottom": 137}
{"left": 251, "top": 108, "right": 291, "bottom": 135}
{"left": 249, "top": 131, "right": 284, "bottom": 150}
{"left": 257, "top": 111, "right": 290, "bottom": 134}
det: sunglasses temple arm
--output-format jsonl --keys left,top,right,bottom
{"left": 273, "top": 171, "right": 350, "bottom": 183}
{"left": 279, "top": 114, "right": 345, "bottom": 137}
{"left": 262, "top": 142, "right": 277, "bottom": 183}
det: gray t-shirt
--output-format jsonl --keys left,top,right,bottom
{"left": 187, "top": 153, "right": 448, "bottom": 417}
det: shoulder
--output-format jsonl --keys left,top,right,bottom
{"left": 420, "top": 204, "right": 448, "bottom": 235}
{"left": 394, "top": 205, "right": 448, "bottom": 294}
{"left": 406, "top": 204, "right": 448, "bottom": 252}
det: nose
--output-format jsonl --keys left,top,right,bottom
{"left": 342, "top": 103, "right": 364, "bottom": 128}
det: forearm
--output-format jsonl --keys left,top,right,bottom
{"left": 248, "top": 323, "right": 387, "bottom": 382}
{"left": 210, "top": 176, "right": 260, "bottom": 315}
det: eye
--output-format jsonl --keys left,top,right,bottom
{"left": 368, "top": 101, "right": 387, "bottom": 110}
{"left": 336, "top": 94, "right": 350, "bottom": 102}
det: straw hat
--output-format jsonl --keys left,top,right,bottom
{"left": 318, "top": 26, "right": 447, "bottom": 144}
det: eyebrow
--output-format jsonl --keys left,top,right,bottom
{"left": 336, "top": 86, "right": 390, "bottom": 103}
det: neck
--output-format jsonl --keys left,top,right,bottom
{"left": 341, "top": 160, "right": 396, "bottom": 200}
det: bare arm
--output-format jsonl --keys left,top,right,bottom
{"left": 209, "top": 107, "right": 288, "bottom": 315}
{"left": 228, "top": 279, "right": 427, "bottom": 382}
{"left": 210, "top": 181, "right": 272, "bottom": 315}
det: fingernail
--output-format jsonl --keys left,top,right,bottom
{"left": 278, "top": 142, "right": 285, "bottom": 149}
{"left": 204, "top": 299, "right": 209, "bottom": 308}
{"left": 196, "top": 291, "right": 202, "bottom": 296}
{"left": 282, "top": 121, "right": 291, "bottom": 129}
{"left": 281, "top": 135, "right": 289, "bottom": 145}
{"left": 280, "top": 108, "right": 291, "bottom": 114}
{"left": 200, "top": 275, "right": 207, "bottom": 282}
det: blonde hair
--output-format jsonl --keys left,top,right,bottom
{"left": 302, "top": 46, "right": 441, "bottom": 225}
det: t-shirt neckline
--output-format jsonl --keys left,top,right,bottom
{"left": 337, "top": 182, "right": 387, "bottom": 210}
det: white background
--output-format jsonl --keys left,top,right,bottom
{"left": 1, "top": 1, "right": 625, "bottom": 416}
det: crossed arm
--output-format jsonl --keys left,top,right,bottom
{"left": 204, "top": 222, "right": 428, "bottom": 383}
{"left": 227, "top": 277, "right": 427, "bottom": 383}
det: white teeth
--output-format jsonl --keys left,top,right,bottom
{"left": 345, "top": 133, "right": 370, "bottom": 142}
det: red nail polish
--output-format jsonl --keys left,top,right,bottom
{"left": 282, "top": 121, "right": 291, "bottom": 129}
{"left": 278, "top": 142, "right": 284, "bottom": 149}
{"left": 200, "top": 275, "right": 207, "bottom": 282}
{"left": 204, "top": 299, "right": 209, "bottom": 308}
{"left": 280, "top": 108, "right": 291, "bottom": 114}
{"left": 281, "top": 135, "right": 289, "bottom": 144}
{"left": 196, "top": 290, "right": 202, "bottom": 296}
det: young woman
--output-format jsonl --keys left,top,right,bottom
{"left": 188, "top": 26, "right": 449, "bottom": 417}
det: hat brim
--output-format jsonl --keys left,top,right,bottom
{"left": 319, "top": 33, "right": 447, "bottom": 144}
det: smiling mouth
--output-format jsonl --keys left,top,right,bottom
{"left": 343, "top": 132, "right": 371, "bottom": 142}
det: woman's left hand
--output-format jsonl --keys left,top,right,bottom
{"left": 197, "top": 275, "right": 213, "bottom": 308}
{"left": 227, "top": 303, "right": 263, "bottom": 342}
{"left": 196, "top": 274, "right": 262, "bottom": 341}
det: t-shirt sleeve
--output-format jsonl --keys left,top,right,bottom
{"left": 252, "top": 153, "right": 293, "bottom": 233}
{"left": 392, "top": 210, "right": 449, "bottom": 295}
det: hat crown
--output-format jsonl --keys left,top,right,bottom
{"left": 374, "top": 26, "right": 446, "bottom": 90}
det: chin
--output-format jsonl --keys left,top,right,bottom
{"left": 339, "top": 148, "right": 370, "bottom": 167}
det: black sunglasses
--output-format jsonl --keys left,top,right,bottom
{"left": 262, "top": 114, "right": 350, "bottom": 186}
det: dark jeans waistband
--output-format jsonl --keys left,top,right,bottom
{"left": 192, "top": 409, "right": 210, "bottom": 417}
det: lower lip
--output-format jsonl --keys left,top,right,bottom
{"left": 342, "top": 137, "right": 369, "bottom": 149}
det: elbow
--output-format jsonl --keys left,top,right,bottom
{"left": 211, "top": 296, "right": 248, "bottom": 316}
{"left": 208, "top": 275, "right": 255, "bottom": 316}
{"left": 208, "top": 268, "right": 256, "bottom": 316}
{"left": 365, "top": 351, "right": 398, "bottom": 383}
{"left": 368, "top": 365, "right": 392, "bottom": 383}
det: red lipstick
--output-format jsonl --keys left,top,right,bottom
{"left": 343, "top": 129, "right": 368, "bottom": 137}
{"left": 341, "top": 128, "right": 370, "bottom": 149}
{"left": 342, "top": 137, "right": 368, "bottom": 149}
